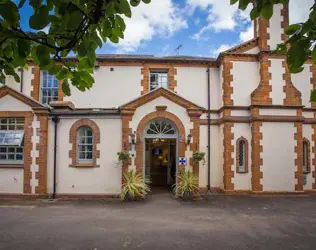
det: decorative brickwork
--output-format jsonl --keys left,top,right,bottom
{"left": 141, "top": 64, "right": 177, "bottom": 95}
{"left": 251, "top": 108, "right": 263, "bottom": 191}
{"left": 283, "top": 61, "right": 302, "bottom": 106}
{"left": 121, "top": 112, "right": 133, "bottom": 181}
{"left": 258, "top": 17, "right": 270, "bottom": 50}
{"left": 69, "top": 119, "right": 100, "bottom": 168}
{"left": 223, "top": 123, "right": 234, "bottom": 190}
{"left": 310, "top": 65, "right": 316, "bottom": 108}
{"left": 294, "top": 110, "right": 304, "bottom": 191}
{"left": 35, "top": 114, "right": 48, "bottom": 194}
{"left": 31, "top": 67, "right": 40, "bottom": 101}
{"left": 222, "top": 57, "right": 234, "bottom": 106}
{"left": 236, "top": 137, "right": 249, "bottom": 173}
{"left": 251, "top": 54, "right": 272, "bottom": 105}
{"left": 224, "top": 38, "right": 259, "bottom": 54}
{"left": 280, "top": 4, "right": 289, "bottom": 42}
{"left": 190, "top": 115, "right": 202, "bottom": 178}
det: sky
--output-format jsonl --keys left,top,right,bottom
{"left": 18, "top": 0, "right": 314, "bottom": 58}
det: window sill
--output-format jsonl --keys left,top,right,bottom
{"left": 72, "top": 163, "right": 95, "bottom": 168}
{"left": 0, "top": 164, "right": 24, "bottom": 169}
{"left": 237, "top": 171, "right": 248, "bottom": 174}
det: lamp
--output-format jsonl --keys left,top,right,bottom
{"left": 130, "top": 133, "right": 135, "bottom": 145}
{"left": 187, "top": 134, "right": 192, "bottom": 145}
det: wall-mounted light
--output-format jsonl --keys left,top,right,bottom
{"left": 130, "top": 133, "right": 136, "bottom": 145}
{"left": 187, "top": 134, "right": 192, "bottom": 145}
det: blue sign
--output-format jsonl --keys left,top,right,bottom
{"left": 179, "top": 157, "right": 187, "bottom": 166}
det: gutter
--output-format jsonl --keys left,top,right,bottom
{"left": 207, "top": 67, "right": 211, "bottom": 191}
{"left": 52, "top": 116, "right": 60, "bottom": 199}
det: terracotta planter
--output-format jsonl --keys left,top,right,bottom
{"left": 182, "top": 191, "right": 194, "bottom": 201}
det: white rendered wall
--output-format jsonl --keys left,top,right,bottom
{"left": 231, "top": 61, "right": 259, "bottom": 106}
{"left": 303, "top": 125, "right": 314, "bottom": 190}
{"left": 0, "top": 169, "right": 24, "bottom": 194}
{"left": 291, "top": 64, "right": 312, "bottom": 108}
{"left": 4, "top": 68, "right": 34, "bottom": 97}
{"left": 231, "top": 123, "right": 252, "bottom": 190}
{"left": 267, "top": 4, "right": 283, "bottom": 50}
{"left": 243, "top": 47, "right": 260, "bottom": 54}
{"left": 270, "top": 59, "right": 286, "bottom": 105}
{"left": 0, "top": 95, "right": 32, "bottom": 112}
{"left": 259, "top": 109, "right": 296, "bottom": 116}
{"left": 64, "top": 66, "right": 142, "bottom": 108}
{"left": 219, "top": 65, "right": 223, "bottom": 107}
{"left": 47, "top": 117, "right": 122, "bottom": 194}
{"left": 199, "top": 125, "right": 222, "bottom": 188}
{"left": 176, "top": 67, "right": 207, "bottom": 108}
{"left": 261, "top": 123, "right": 296, "bottom": 191}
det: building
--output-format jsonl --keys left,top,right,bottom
{"left": 0, "top": 3, "right": 315, "bottom": 198}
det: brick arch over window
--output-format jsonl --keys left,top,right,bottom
{"left": 236, "top": 136, "right": 249, "bottom": 173}
{"left": 69, "top": 119, "right": 100, "bottom": 167}
{"left": 134, "top": 111, "right": 186, "bottom": 177}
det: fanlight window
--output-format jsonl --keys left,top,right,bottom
{"left": 145, "top": 119, "right": 177, "bottom": 136}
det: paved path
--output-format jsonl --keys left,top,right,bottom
{"left": 0, "top": 192, "right": 316, "bottom": 250}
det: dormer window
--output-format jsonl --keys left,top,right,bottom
{"left": 149, "top": 70, "right": 168, "bottom": 91}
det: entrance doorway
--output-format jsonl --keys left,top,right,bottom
{"left": 142, "top": 118, "right": 179, "bottom": 193}
{"left": 145, "top": 138, "right": 177, "bottom": 190}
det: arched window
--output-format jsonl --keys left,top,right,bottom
{"left": 236, "top": 137, "right": 248, "bottom": 173}
{"left": 77, "top": 127, "right": 93, "bottom": 163}
{"left": 144, "top": 119, "right": 177, "bottom": 136}
{"left": 303, "top": 139, "right": 310, "bottom": 173}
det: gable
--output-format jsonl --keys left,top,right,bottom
{"left": 0, "top": 85, "right": 48, "bottom": 111}
{"left": 120, "top": 87, "right": 204, "bottom": 111}
{"left": 224, "top": 38, "right": 259, "bottom": 54}
{"left": 0, "top": 95, "right": 33, "bottom": 112}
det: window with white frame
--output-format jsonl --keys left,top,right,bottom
{"left": 41, "top": 70, "right": 59, "bottom": 104}
{"left": 77, "top": 127, "right": 93, "bottom": 163}
{"left": 149, "top": 70, "right": 169, "bottom": 91}
{"left": 0, "top": 118, "right": 24, "bottom": 164}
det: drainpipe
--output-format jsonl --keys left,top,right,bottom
{"left": 19, "top": 68, "right": 24, "bottom": 93}
{"left": 52, "top": 116, "right": 60, "bottom": 199}
{"left": 207, "top": 67, "right": 211, "bottom": 191}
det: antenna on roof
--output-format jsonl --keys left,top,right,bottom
{"left": 175, "top": 45, "right": 183, "bottom": 55}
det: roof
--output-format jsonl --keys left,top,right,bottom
{"left": 65, "top": 54, "right": 216, "bottom": 63}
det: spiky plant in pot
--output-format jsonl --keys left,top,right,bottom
{"left": 121, "top": 170, "right": 151, "bottom": 201}
{"left": 173, "top": 169, "right": 199, "bottom": 201}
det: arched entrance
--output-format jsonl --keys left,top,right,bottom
{"left": 135, "top": 111, "right": 186, "bottom": 192}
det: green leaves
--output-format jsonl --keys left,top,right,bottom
{"left": 285, "top": 24, "right": 301, "bottom": 35}
{"left": 29, "top": 5, "right": 51, "bottom": 30}
{"left": 36, "top": 45, "right": 51, "bottom": 67}
{"left": 0, "top": 1, "right": 19, "bottom": 26}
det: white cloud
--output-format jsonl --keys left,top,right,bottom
{"left": 188, "top": 0, "right": 251, "bottom": 39}
{"left": 239, "top": 23, "right": 254, "bottom": 42}
{"left": 211, "top": 44, "right": 236, "bottom": 57}
{"left": 113, "top": 0, "right": 187, "bottom": 52}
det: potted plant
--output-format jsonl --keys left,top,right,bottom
{"left": 173, "top": 169, "right": 199, "bottom": 201}
{"left": 192, "top": 151, "right": 205, "bottom": 164}
{"left": 121, "top": 170, "right": 151, "bottom": 201}
{"left": 117, "top": 151, "right": 130, "bottom": 163}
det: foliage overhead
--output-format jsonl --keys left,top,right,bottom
{"left": 231, "top": 0, "right": 316, "bottom": 101}
{"left": 0, "top": 0, "right": 151, "bottom": 95}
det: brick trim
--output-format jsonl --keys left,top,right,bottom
{"left": 222, "top": 58, "right": 234, "bottom": 106}
{"left": 121, "top": 87, "right": 203, "bottom": 111}
{"left": 224, "top": 38, "right": 259, "bottom": 54}
{"left": 283, "top": 61, "right": 301, "bottom": 106}
{"left": 223, "top": 123, "right": 234, "bottom": 190}
{"left": 141, "top": 64, "right": 177, "bottom": 95}
{"left": 236, "top": 137, "right": 249, "bottom": 173}
{"left": 69, "top": 119, "right": 100, "bottom": 168}
{"left": 258, "top": 16, "right": 270, "bottom": 51}
{"left": 251, "top": 108, "right": 263, "bottom": 191}
{"left": 190, "top": 116, "right": 201, "bottom": 178}
{"left": 294, "top": 110, "right": 303, "bottom": 191}
{"left": 251, "top": 54, "right": 272, "bottom": 105}
{"left": 121, "top": 114, "right": 133, "bottom": 181}
{"left": 280, "top": 4, "right": 289, "bottom": 42}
